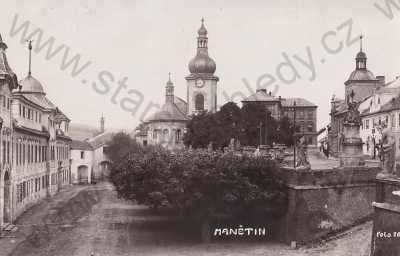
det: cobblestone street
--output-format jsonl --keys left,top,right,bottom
{"left": 0, "top": 182, "right": 372, "bottom": 256}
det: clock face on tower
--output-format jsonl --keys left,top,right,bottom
{"left": 195, "top": 78, "right": 205, "bottom": 88}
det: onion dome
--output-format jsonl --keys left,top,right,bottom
{"left": 356, "top": 51, "right": 367, "bottom": 59}
{"left": 20, "top": 75, "right": 45, "bottom": 94}
{"left": 188, "top": 18, "right": 216, "bottom": 75}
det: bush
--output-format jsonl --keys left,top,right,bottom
{"left": 111, "top": 147, "right": 287, "bottom": 226}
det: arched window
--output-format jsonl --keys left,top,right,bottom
{"left": 176, "top": 129, "right": 181, "bottom": 142}
{"left": 195, "top": 94, "right": 204, "bottom": 111}
{"left": 163, "top": 129, "right": 169, "bottom": 142}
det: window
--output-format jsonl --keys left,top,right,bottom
{"left": 80, "top": 151, "right": 84, "bottom": 159}
{"left": 7, "top": 141, "right": 9, "bottom": 163}
{"left": 23, "top": 144, "right": 25, "bottom": 164}
{"left": 307, "top": 122, "right": 313, "bottom": 132}
{"left": 195, "top": 93, "right": 204, "bottom": 111}
{"left": 391, "top": 114, "right": 395, "bottom": 128}
{"left": 366, "top": 119, "right": 369, "bottom": 129}
{"left": 23, "top": 106, "right": 26, "bottom": 118}
{"left": 307, "top": 110, "right": 313, "bottom": 119}
{"left": 16, "top": 143, "right": 19, "bottom": 165}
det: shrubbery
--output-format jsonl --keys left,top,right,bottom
{"left": 110, "top": 145, "right": 287, "bottom": 241}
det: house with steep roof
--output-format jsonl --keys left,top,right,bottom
{"left": 70, "top": 115, "right": 114, "bottom": 183}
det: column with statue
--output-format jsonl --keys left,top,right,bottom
{"left": 339, "top": 91, "right": 365, "bottom": 167}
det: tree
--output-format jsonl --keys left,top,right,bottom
{"left": 184, "top": 102, "right": 242, "bottom": 150}
{"left": 240, "top": 102, "right": 269, "bottom": 146}
{"left": 214, "top": 102, "right": 242, "bottom": 148}
{"left": 278, "top": 116, "right": 295, "bottom": 146}
{"left": 184, "top": 111, "right": 219, "bottom": 149}
{"left": 106, "top": 132, "right": 140, "bottom": 163}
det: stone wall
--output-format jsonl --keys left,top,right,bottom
{"left": 371, "top": 175, "right": 400, "bottom": 256}
{"left": 277, "top": 165, "right": 380, "bottom": 245}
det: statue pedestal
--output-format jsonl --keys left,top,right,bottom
{"left": 339, "top": 122, "right": 365, "bottom": 167}
{"left": 371, "top": 174, "right": 400, "bottom": 256}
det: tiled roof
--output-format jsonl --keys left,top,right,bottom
{"left": 346, "top": 69, "right": 377, "bottom": 82}
{"left": 384, "top": 77, "right": 400, "bottom": 89}
{"left": 88, "top": 131, "right": 114, "bottom": 149}
{"left": 281, "top": 98, "right": 317, "bottom": 107}
{"left": 380, "top": 97, "right": 400, "bottom": 112}
{"left": 242, "top": 90, "right": 279, "bottom": 102}
{"left": 174, "top": 96, "right": 188, "bottom": 116}
{"left": 71, "top": 140, "right": 93, "bottom": 150}
{"left": 146, "top": 101, "right": 188, "bottom": 122}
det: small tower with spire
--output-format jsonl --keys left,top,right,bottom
{"left": 166, "top": 72, "right": 174, "bottom": 104}
{"left": 344, "top": 34, "right": 380, "bottom": 103}
{"left": 355, "top": 35, "right": 367, "bottom": 70}
{"left": 100, "top": 114, "right": 105, "bottom": 133}
{"left": 27, "top": 39, "right": 33, "bottom": 76}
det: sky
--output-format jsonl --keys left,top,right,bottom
{"left": 0, "top": 0, "right": 399, "bottom": 131}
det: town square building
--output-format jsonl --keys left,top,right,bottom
{"left": 359, "top": 77, "right": 400, "bottom": 158}
{"left": 0, "top": 35, "right": 72, "bottom": 228}
{"left": 242, "top": 89, "right": 318, "bottom": 145}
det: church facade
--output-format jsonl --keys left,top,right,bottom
{"left": 135, "top": 19, "right": 219, "bottom": 149}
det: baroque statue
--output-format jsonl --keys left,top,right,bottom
{"left": 343, "top": 101, "right": 361, "bottom": 125}
{"left": 380, "top": 124, "right": 396, "bottom": 175}
{"left": 296, "top": 136, "right": 310, "bottom": 168}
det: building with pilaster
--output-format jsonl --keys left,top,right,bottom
{"left": 0, "top": 35, "right": 72, "bottom": 228}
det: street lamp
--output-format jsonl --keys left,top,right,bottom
{"left": 293, "top": 101, "right": 297, "bottom": 168}
{"left": 372, "top": 128, "right": 376, "bottom": 160}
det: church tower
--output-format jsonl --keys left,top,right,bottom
{"left": 344, "top": 35, "right": 379, "bottom": 103}
{"left": 186, "top": 18, "right": 219, "bottom": 115}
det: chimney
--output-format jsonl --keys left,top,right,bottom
{"left": 376, "top": 75, "right": 385, "bottom": 86}
{"left": 268, "top": 91, "right": 272, "bottom": 96}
